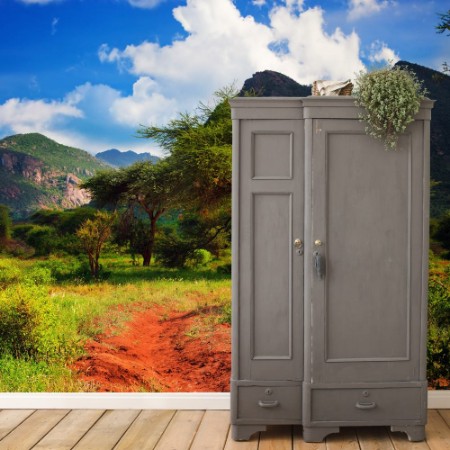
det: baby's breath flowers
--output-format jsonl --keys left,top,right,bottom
{"left": 353, "top": 66, "right": 428, "bottom": 150}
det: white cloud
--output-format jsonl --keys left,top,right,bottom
{"left": 127, "top": 0, "right": 166, "bottom": 9}
{"left": 348, "top": 0, "right": 390, "bottom": 20}
{"left": 64, "top": 82, "right": 121, "bottom": 118}
{"left": 51, "top": 17, "right": 59, "bottom": 35}
{"left": 284, "top": 0, "right": 304, "bottom": 12}
{"left": 16, "top": 0, "right": 62, "bottom": 4}
{"left": 109, "top": 77, "right": 177, "bottom": 127}
{"left": 252, "top": 0, "right": 266, "bottom": 6}
{"left": 99, "top": 0, "right": 366, "bottom": 111}
{"left": 0, "top": 98, "right": 82, "bottom": 135}
{"left": 368, "top": 40, "right": 400, "bottom": 65}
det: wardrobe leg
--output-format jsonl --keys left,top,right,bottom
{"left": 231, "top": 424, "right": 266, "bottom": 441}
{"left": 390, "top": 425, "right": 426, "bottom": 442}
{"left": 302, "top": 426, "right": 340, "bottom": 442}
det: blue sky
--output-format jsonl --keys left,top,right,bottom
{"left": 0, "top": 0, "right": 448, "bottom": 156}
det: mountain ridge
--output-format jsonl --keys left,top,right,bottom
{"left": 96, "top": 148, "right": 160, "bottom": 167}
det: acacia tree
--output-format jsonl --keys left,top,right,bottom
{"left": 83, "top": 159, "right": 181, "bottom": 266}
{"left": 135, "top": 87, "right": 235, "bottom": 266}
{"left": 138, "top": 87, "right": 234, "bottom": 210}
{"left": 76, "top": 211, "right": 116, "bottom": 278}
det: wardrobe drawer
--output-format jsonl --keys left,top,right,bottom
{"left": 310, "top": 387, "right": 424, "bottom": 423}
{"left": 236, "top": 385, "right": 302, "bottom": 422}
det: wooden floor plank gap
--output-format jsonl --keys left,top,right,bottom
{"left": 110, "top": 409, "right": 143, "bottom": 450}
{"left": 0, "top": 410, "right": 36, "bottom": 443}
{"left": 28, "top": 409, "right": 72, "bottom": 450}
{"left": 72, "top": 410, "right": 109, "bottom": 450}
{"left": 149, "top": 410, "right": 177, "bottom": 450}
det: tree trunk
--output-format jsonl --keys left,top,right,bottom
{"left": 142, "top": 247, "right": 152, "bottom": 267}
{"left": 142, "top": 217, "right": 157, "bottom": 266}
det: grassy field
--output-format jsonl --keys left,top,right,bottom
{"left": 0, "top": 253, "right": 231, "bottom": 392}
{"left": 0, "top": 251, "right": 448, "bottom": 391}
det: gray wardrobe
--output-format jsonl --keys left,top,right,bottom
{"left": 229, "top": 96, "right": 433, "bottom": 442}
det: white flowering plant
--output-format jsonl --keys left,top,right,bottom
{"left": 353, "top": 66, "right": 428, "bottom": 150}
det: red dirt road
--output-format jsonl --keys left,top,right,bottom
{"left": 72, "top": 306, "right": 231, "bottom": 392}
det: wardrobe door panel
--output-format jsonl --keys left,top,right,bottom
{"left": 308, "top": 119, "right": 425, "bottom": 383}
{"left": 237, "top": 119, "right": 304, "bottom": 382}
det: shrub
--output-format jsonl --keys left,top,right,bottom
{"left": 427, "top": 254, "right": 450, "bottom": 387}
{"left": 12, "top": 224, "right": 35, "bottom": 241}
{"left": 0, "top": 204, "right": 12, "bottom": 241}
{"left": 0, "top": 284, "right": 52, "bottom": 359}
{"left": 185, "top": 249, "right": 213, "bottom": 268}
{"left": 24, "top": 225, "right": 58, "bottom": 256}
{"left": 0, "top": 260, "right": 22, "bottom": 288}
{"left": 154, "top": 227, "right": 193, "bottom": 268}
{"left": 216, "top": 263, "right": 231, "bottom": 274}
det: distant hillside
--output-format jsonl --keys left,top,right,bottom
{"left": 395, "top": 61, "right": 450, "bottom": 216}
{"left": 0, "top": 133, "right": 109, "bottom": 219}
{"left": 96, "top": 149, "right": 160, "bottom": 167}
{"left": 239, "top": 70, "right": 311, "bottom": 97}
{"left": 240, "top": 64, "right": 450, "bottom": 216}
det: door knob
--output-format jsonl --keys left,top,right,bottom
{"left": 294, "top": 238, "right": 303, "bottom": 255}
{"left": 314, "top": 239, "right": 323, "bottom": 246}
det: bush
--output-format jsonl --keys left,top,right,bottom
{"left": 427, "top": 254, "right": 450, "bottom": 388}
{"left": 0, "top": 283, "right": 59, "bottom": 361}
{"left": 216, "top": 263, "right": 231, "bottom": 274}
{"left": 154, "top": 227, "right": 193, "bottom": 268}
{"left": 12, "top": 224, "right": 35, "bottom": 241}
{"left": 24, "top": 225, "right": 58, "bottom": 256}
{"left": 0, "top": 204, "right": 12, "bottom": 240}
{"left": 185, "top": 249, "right": 213, "bottom": 268}
{"left": 0, "top": 259, "right": 22, "bottom": 288}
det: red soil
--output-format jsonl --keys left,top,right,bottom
{"left": 72, "top": 305, "right": 231, "bottom": 392}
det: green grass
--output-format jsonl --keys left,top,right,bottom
{"left": 0, "top": 253, "right": 231, "bottom": 392}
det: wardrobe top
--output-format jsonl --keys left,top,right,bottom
{"left": 229, "top": 96, "right": 434, "bottom": 121}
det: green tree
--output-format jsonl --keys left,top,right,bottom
{"left": 0, "top": 204, "right": 12, "bottom": 242}
{"left": 76, "top": 211, "right": 116, "bottom": 278}
{"left": 436, "top": 10, "right": 450, "bottom": 34}
{"left": 138, "top": 86, "right": 235, "bottom": 210}
{"left": 436, "top": 10, "right": 450, "bottom": 73}
{"left": 83, "top": 160, "right": 181, "bottom": 266}
{"left": 137, "top": 87, "right": 235, "bottom": 265}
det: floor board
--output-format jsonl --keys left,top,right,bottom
{"left": 0, "top": 409, "right": 447, "bottom": 449}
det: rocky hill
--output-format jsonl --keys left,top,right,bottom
{"left": 96, "top": 148, "right": 160, "bottom": 167}
{"left": 240, "top": 64, "right": 450, "bottom": 216}
{"left": 240, "top": 70, "right": 311, "bottom": 97}
{"left": 0, "top": 133, "right": 109, "bottom": 219}
{"left": 395, "top": 61, "right": 450, "bottom": 215}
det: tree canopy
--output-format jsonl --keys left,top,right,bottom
{"left": 137, "top": 86, "right": 235, "bottom": 209}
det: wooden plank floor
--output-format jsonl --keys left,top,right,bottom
{"left": 0, "top": 409, "right": 448, "bottom": 450}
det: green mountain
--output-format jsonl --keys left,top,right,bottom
{"left": 0, "top": 133, "right": 109, "bottom": 219}
{"left": 240, "top": 64, "right": 450, "bottom": 216}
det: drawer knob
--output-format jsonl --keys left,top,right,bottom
{"left": 355, "top": 401, "right": 377, "bottom": 410}
{"left": 258, "top": 400, "right": 280, "bottom": 408}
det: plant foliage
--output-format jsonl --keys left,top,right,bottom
{"left": 354, "top": 66, "right": 427, "bottom": 150}
{"left": 427, "top": 252, "right": 450, "bottom": 387}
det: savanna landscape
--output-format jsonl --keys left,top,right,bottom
{"left": 0, "top": 63, "right": 449, "bottom": 393}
